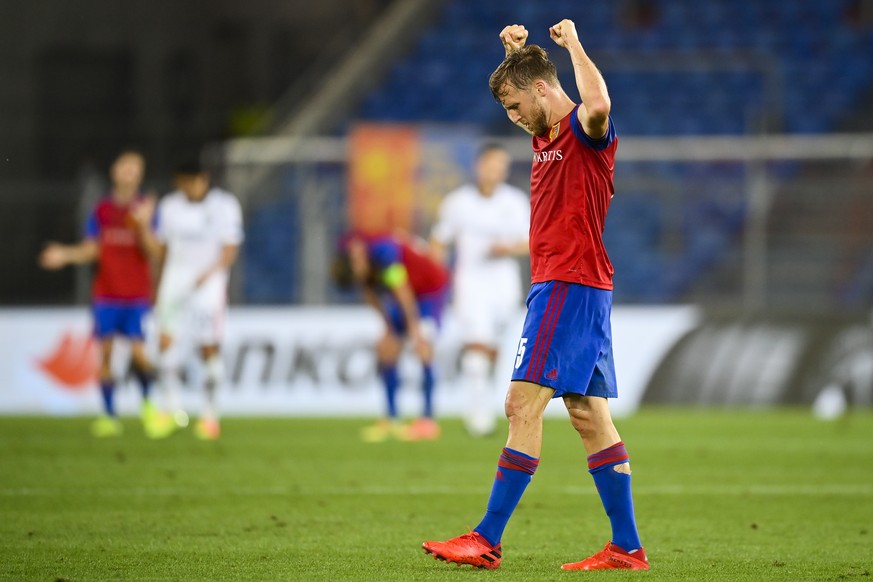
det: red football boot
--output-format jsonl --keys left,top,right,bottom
{"left": 422, "top": 531, "right": 502, "bottom": 569}
{"left": 561, "top": 541, "right": 649, "bottom": 570}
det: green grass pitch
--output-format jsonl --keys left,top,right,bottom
{"left": 1, "top": 409, "right": 872, "bottom": 581}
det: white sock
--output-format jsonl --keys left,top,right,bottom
{"left": 461, "top": 350, "right": 495, "bottom": 435}
{"left": 202, "top": 354, "right": 225, "bottom": 421}
{"left": 158, "top": 350, "right": 185, "bottom": 415}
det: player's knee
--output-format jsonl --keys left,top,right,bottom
{"left": 99, "top": 342, "right": 113, "bottom": 365}
{"left": 503, "top": 401, "right": 517, "bottom": 422}
{"left": 159, "top": 333, "right": 174, "bottom": 352}
{"left": 416, "top": 341, "right": 435, "bottom": 363}
{"left": 200, "top": 344, "right": 219, "bottom": 360}
{"left": 503, "top": 390, "right": 534, "bottom": 423}
{"left": 130, "top": 348, "right": 153, "bottom": 375}
{"left": 377, "top": 349, "right": 398, "bottom": 366}
{"left": 504, "top": 382, "right": 552, "bottom": 423}
{"left": 99, "top": 367, "right": 114, "bottom": 383}
{"left": 567, "top": 406, "right": 596, "bottom": 437}
{"left": 376, "top": 335, "right": 401, "bottom": 363}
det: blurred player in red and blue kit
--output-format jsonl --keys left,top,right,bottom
{"left": 423, "top": 20, "right": 648, "bottom": 571}
{"left": 40, "top": 150, "right": 166, "bottom": 438}
{"left": 334, "top": 233, "right": 449, "bottom": 442}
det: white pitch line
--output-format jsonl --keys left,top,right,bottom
{"left": 1, "top": 484, "right": 871, "bottom": 498}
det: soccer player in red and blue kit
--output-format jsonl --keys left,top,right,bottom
{"left": 40, "top": 150, "right": 166, "bottom": 438}
{"left": 423, "top": 20, "right": 648, "bottom": 571}
{"left": 336, "top": 233, "right": 449, "bottom": 442}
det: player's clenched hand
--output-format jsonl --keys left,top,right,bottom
{"left": 129, "top": 195, "right": 156, "bottom": 230}
{"left": 39, "top": 243, "right": 67, "bottom": 270}
{"left": 194, "top": 268, "right": 216, "bottom": 289}
{"left": 500, "top": 24, "right": 528, "bottom": 55}
{"left": 549, "top": 19, "right": 579, "bottom": 48}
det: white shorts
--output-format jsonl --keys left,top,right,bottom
{"left": 453, "top": 271, "right": 521, "bottom": 346}
{"left": 156, "top": 270, "right": 227, "bottom": 346}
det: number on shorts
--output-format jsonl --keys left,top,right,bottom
{"left": 515, "top": 337, "right": 528, "bottom": 369}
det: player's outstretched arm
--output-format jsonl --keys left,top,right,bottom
{"left": 499, "top": 24, "right": 528, "bottom": 56}
{"left": 39, "top": 240, "right": 98, "bottom": 270}
{"left": 549, "top": 19, "right": 611, "bottom": 139}
{"left": 490, "top": 238, "right": 529, "bottom": 258}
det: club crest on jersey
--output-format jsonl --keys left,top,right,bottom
{"left": 549, "top": 122, "right": 560, "bottom": 141}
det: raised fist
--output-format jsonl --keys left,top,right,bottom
{"left": 549, "top": 19, "right": 579, "bottom": 48}
{"left": 500, "top": 24, "right": 528, "bottom": 55}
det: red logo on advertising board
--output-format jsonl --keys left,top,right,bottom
{"left": 36, "top": 332, "right": 98, "bottom": 390}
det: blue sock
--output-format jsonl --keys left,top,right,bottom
{"left": 421, "top": 364, "right": 435, "bottom": 418}
{"left": 380, "top": 365, "right": 399, "bottom": 418}
{"left": 474, "top": 447, "right": 539, "bottom": 547}
{"left": 100, "top": 380, "right": 116, "bottom": 416}
{"left": 588, "top": 441, "right": 642, "bottom": 552}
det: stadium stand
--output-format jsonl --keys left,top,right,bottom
{"left": 359, "top": 0, "right": 873, "bottom": 136}
{"left": 347, "top": 0, "right": 873, "bottom": 305}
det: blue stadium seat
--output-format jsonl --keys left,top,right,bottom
{"left": 244, "top": 190, "right": 301, "bottom": 303}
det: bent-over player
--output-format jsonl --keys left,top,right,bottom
{"left": 334, "top": 233, "right": 449, "bottom": 442}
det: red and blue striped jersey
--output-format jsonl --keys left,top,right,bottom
{"left": 85, "top": 196, "right": 153, "bottom": 302}
{"left": 528, "top": 106, "right": 617, "bottom": 290}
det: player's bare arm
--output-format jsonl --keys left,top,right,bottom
{"left": 362, "top": 285, "right": 390, "bottom": 325}
{"left": 152, "top": 242, "right": 168, "bottom": 298}
{"left": 39, "top": 239, "right": 99, "bottom": 270}
{"left": 391, "top": 281, "right": 430, "bottom": 360}
{"left": 549, "top": 19, "right": 611, "bottom": 139}
{"left": 429, "top": 238, "right": 449, "bottom": 266}
{"left": 490, "top": 238, "right": 530, "bottom": 257}
{"left": 363, "top": 285, "right": 403, "bottom": 352}
{"left": 499, "top": 24, "right": 528, "bottom": 56}
{"left": 195, "top": 244, "right": 239, "bottom": 288}
{"left": 380, "top": 263, "right": 429, "bottom": 359}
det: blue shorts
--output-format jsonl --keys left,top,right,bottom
{"left": 510, "top": 281, "right": 617, "bottom": 399}
{"left": 384, "top": 289, "right": 447, "bottom": 335}
{"left": 92, "top": 301, "right": 150, "bottom": 340}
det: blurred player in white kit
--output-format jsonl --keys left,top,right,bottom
{"left": 154, "top": 159, "right": 244, "bottom": 440}
{"left": 431, "top": 143, "right": 529, "bottom": 436}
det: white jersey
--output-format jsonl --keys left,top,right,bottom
{"left": 432, "top": 182, "right": 529, "bottom": 288}
{"left": 156, "top": 188, "right": 243, "bottom": 281}
{"left": 155, "top": 188, "right": 243, "bottom": 342}
{"left": 431, "top": 182, "right": 529, "bottom": 344}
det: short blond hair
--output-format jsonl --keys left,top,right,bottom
{"left": 489, "top": 45, "right": 559, "bottom": 100}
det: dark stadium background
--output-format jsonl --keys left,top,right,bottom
{"left": 1, "top": 0, "right": 872, "bottom": 411}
